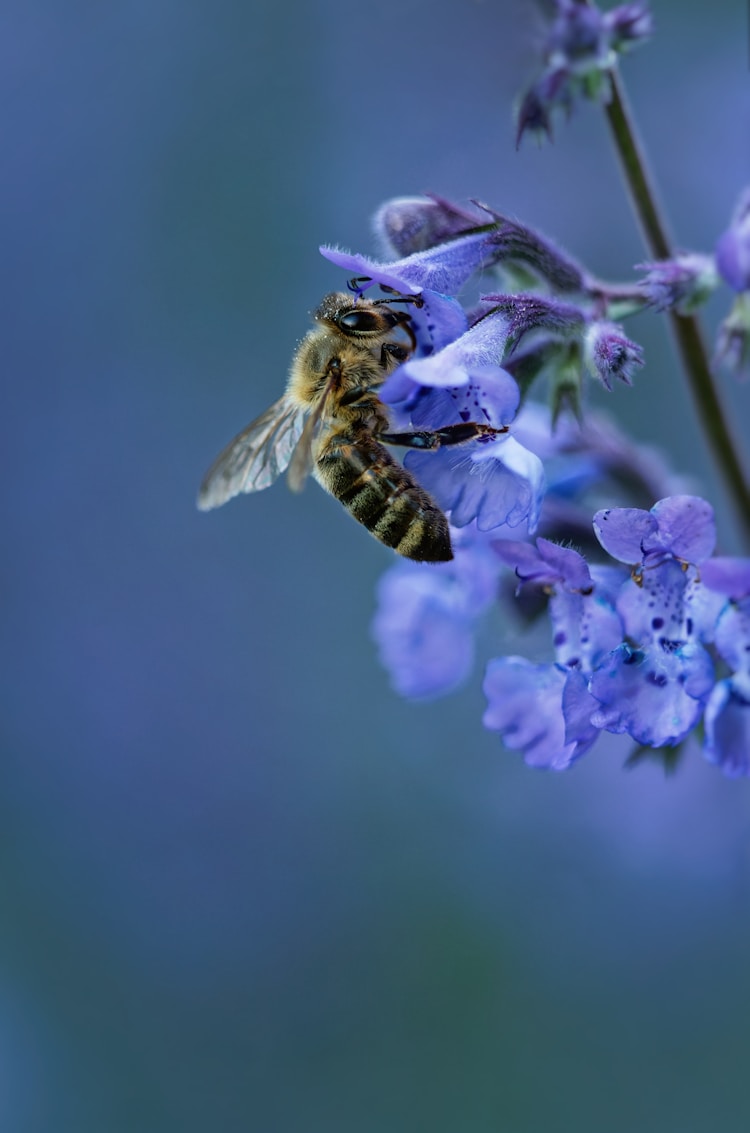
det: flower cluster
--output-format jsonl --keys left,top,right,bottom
{"left": 316, "top": 184, "right": 750, "bottom": 776}
{"left": 309, "top": 0, "right": 750, "bottom": 779}
{"left": 376, "top": 490, "right": 750, "bottom": 777}
{"left": 482, "top": 497, "right": 750, "bottom": 775}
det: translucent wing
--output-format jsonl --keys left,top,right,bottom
{"left": 286, "top": 390, "right": 332, "bottom": 493}
{"left": 197, "top": 396, "right": 306, "bottom": 511}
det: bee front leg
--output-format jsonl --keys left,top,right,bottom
{"left": 379, "top": 342, "right": 410, "bottom": 369}
{"left": 378, "top": 422, "right": 509, "bottom": 449}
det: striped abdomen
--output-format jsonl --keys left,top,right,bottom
{"left": 315, "top": 429, "right": 452, "bottom": 562}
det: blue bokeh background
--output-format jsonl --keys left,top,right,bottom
{"left": 4, "top": 1, "right": 750, "bottom": 1129}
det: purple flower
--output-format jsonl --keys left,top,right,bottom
{"left": 483, "top": 659, "right": 599, "bottom": 770}
{"left": 382, "top": 309, "right": 512, "bottom": 397}
{"left": 515, "top": 68, "right": 570, "bottom": 146}
{"left": 373, "top": 565, "right": 476, "bottom": 699}
{"left": 401, "top": 368, "right": 544, "bottom": 532}
{"left": 593, "top": 496, "right": 716, "bottom": 567}
{"left": 584, "top": 321, "right": 644, "bottom": 389}
{"left": 701, "top": 556, "right": 750, "bottom": 602}
{"left": 485, "top": 537, "right": 623, "bottom": 765}
{"left": 492, "top": 535, "right": 593, "bottom": 593}
{"left": 589, "top": 501, "right": 717, "bottom": 748}
{"left": 320, "top": 233, "right": 498, "bottom": 299}
{"left": 375, "top": 196, "right": 591, "bottom": 296}
{"left": 498, "top": 538, "right": 624, "bottom": 671}
{"left": 594, "top": 496, "right": 718, "bottom": 651}
{"left": 379, "top": 312, "right": 546, "bottom": 534}
{"left": 590, "top": 637, "right": 714, "bottom": 748}
{"left": 715, "top": 188, "right": 750, "bottom": 293}
{"left": 405, "top": 433, "right": 545, "bottom": 534}
{"left": 372, "top": 532, "right": 503, "bottom": 699}
{"left": 373, "top": 195, "right": 483, "bottom": 258}
{"left": 637, "top": 254, "right": 718, "bottom": 314}
{"left": 549, "top": 1, "right": 609, "bottom": 70}
{"left": 562, "top": 669, "right": 603, "bottom": 756}
{"left": 549, "top": 583, "right": 624, "bottom": 673}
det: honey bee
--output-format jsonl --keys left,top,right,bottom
{"left": 197, "top": 290, "right": 504, "bottom": 561}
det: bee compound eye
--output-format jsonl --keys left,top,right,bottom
{"left": 337, "top": 309, "right": 382, "bottom": 334}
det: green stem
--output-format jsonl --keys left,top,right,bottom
{"left": 603, "top": 65, "right": 750, "bottom": 544}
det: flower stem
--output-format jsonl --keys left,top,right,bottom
{"left": 603, "top": 65, "right": 750, "bottom": 544}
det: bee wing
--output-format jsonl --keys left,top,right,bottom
{"left": 197, "top": 396, "right": 306, "bottom": 511}
{"left": 285, "top": 392, "right": 330, "bottom": 493}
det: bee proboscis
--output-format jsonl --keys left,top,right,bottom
{"left": 197, "top": 290, "right": 504, "bottom": 561}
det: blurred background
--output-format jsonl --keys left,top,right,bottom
{"left": 3, "top": 1, "right": 750, "bottom": 1129}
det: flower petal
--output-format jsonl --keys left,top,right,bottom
{"left": 405, "top": 368, "right": 519, "bottom": 429}
{"left": 647, "top": 496, "right": 716, "bottom": 562}
{"left": 320, "top": 230, "right": 504, "bottom": 297}
{"left": 397, "top": 312, "right": 512, "bottom": 391}
{"left": 483, "top": 659, "right": 581, "bottom": 770}
{"left": 372, "top": 564, "right": 475, "bottom": 700}
{"left": 406, "top": 436, "right": 543, "bottom": 532}
{"left": 703, "top": 675, "right": 750, "bottom": 777}
{"left": 593, "top": 506, "right": 657, "bottom": 562}
{"left": 701, "top": 557, "right": 750, "bottom": 601}
{"left": 713, "top": 598, "right": 750, "bottom": 672}
{"left": 562, "top": 669, "right": 601, "bottom": 756}
{"left": 590, "top": 641, "right": 714, "bottom": 747}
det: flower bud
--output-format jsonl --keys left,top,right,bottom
{"left": 604, "top": 3, "right": 653, "bottom": 52}
{"left": 637, "top": 253, "right": 718, "bottom": 313}
{"left": 583, "top": 321, "right": 644, "bottom": 389}
{"left": 373, "top": 195, "right": 482, "bottom": 258}
{"left": 716, "top": 188, "right": 750, "bottom": 293}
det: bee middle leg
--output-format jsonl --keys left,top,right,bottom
{"left": 378, "top": 422, "right": 509, "bottom": 450}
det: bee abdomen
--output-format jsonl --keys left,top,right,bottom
{"left": 316, "top": 436, "right": 452, "bottom": 562}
